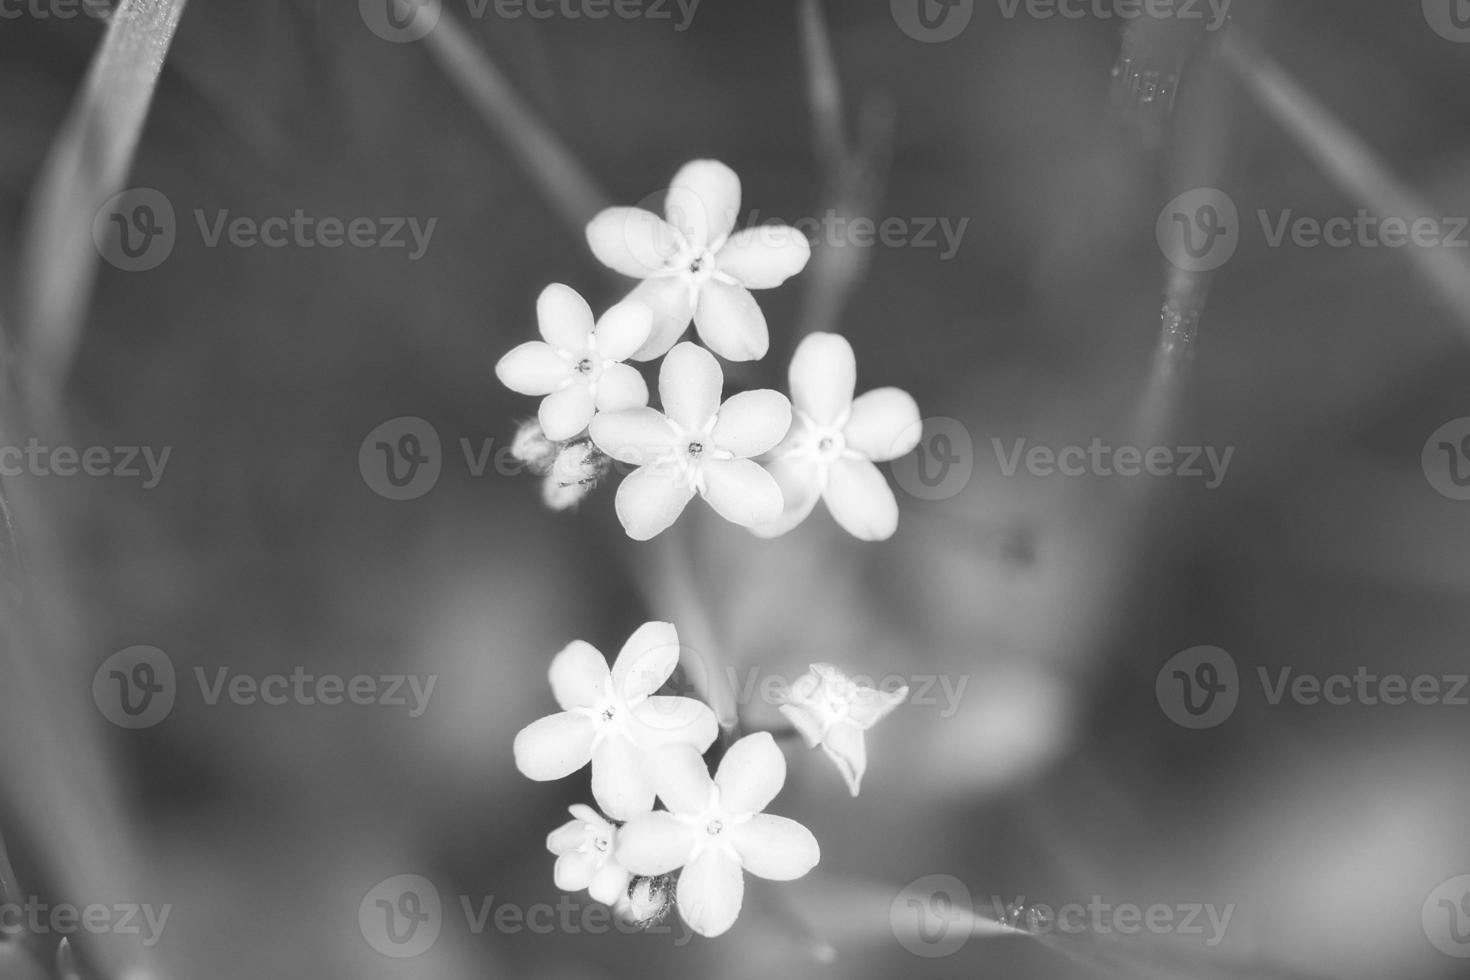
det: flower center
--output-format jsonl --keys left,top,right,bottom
{"left": 812, "top": 429, "right": 846, "bottom": 461}
{"left": 600, "top": 705, "right": 617, "bottom": 723}
{"left": 593, "top": 835, "right": 610, "bottom": 852}
{"left": 687, "top": 441, "right": 705, "bottom": 458}
{"left": 576, "top": 358, "right": 594, "bottom": 375}
{"left": 705, "top": 819, "right": 724, "bottom": 836}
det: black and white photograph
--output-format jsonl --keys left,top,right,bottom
{"left": 1, "top": 0, "right": 1469, "bottom": 977}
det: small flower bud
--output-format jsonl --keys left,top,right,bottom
{"left": 617, "top": 874, "right": 676, "bottom": 930}
{"left": 511, "top": 420, "right": 558, "bottom": 475}
{"left": 541, "top": 440, "right": 611, "bottom": 512}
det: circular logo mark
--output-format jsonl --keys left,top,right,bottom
{"left": 359, "top": 417, "right": 442, "bottom": 501}
{"left": 93, "top": 188, "right": 176, "bottom": 272}
{"left": 360, "top": 0, "right": 441, "bottom": 43}
{"left": 1156, "top": 645, "right": 1239, "bottom": 729}
{"left": 891, "top": 0, "right": 974, "bottom": 42}
{"left": 93, "top": 646, "right": 176, "bottom": 730}
{"left": 1424, "top": 0, "right": 1470, "bottom": 42}
{"left": 1156, "top": 188, "right": 1239, "bottom": 273}
{"left": 1424, "top": 875, "right": 1470, "bottom": 957}
{"left": 891, "top": 873, "right": 973, "bottom": 958}
{"left": 360, "top": 874, "right": 442, "bottom": 958}
{"left": 890, "top": 417, "right": 973, "bottom": 501}
{"left": 1422, "top": 418, "right": 1470, "bottom": 501}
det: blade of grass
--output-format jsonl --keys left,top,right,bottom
{"left": 16, "top": 0, "right": 190, "bottom": 409}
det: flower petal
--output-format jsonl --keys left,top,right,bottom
{"left": 594, "top": 362, "right": 649, "bottom": 413}
{"left": 729, "top": 814, "right": 820, "bottom": 881}
{"left": 554, "top": 850, "right": 601, "bottom": 891}
{"left": 820, "top": 720, "right": 868, "bottom": 796}
{"left": 847, "top": 683, "right": 909, "bottom": 730}
{"left": 626, "top": 277, "right": 696, "bottom": 361}
{"left": 666, "top": 159, "right": 741, "bottom": 250}
{"left": 538, "top": 384, "right": 597, "bottom": 442}
{"left": 513, "top": 712, "right": 596, "bottom": 781}
{"left": 822, "top": 457, "right": 900, "bottom": 541}
{"left": 586, "top": 207, "right": 681, "bottom": 279}
{"left": 711, "top": 390, "right": 792, "bottom": 459}
{"left": 693, "top": 280, "right": 768, "bottom": 362}
{"left": 632, "top": 697, "right": 718, "bottom": 753}
{"left": 549, "top": 640, "right": 610, "bottom": 710}
{"left": 659, "top": 342, "right": 723, "bottom": 431}
{"left": 591, "top": 734, "right": 655, "bottom": 820}
{"left": 611, "top": 621, "right": 680, "bottom": 702}
{"left": 788, "top": 332, "right": 855, "bottom": 425}
{"left": 616, "top": 811, "right": 697, "bottom": 875}
{"left": 845, "top": 388, "right": 922, "bottom": 461}
{"left": 594, "top": 301, "right": 653, "bottom": 362}
{"left": 716, "top": 226, "right": 811, "bottom": 289}
{"left": 714, "top": 731, "right": 786, "bottom": 815}
{"left": 749, "top": 454, "right": 822, "bottom": 539}
{"left": 700, "top": 458, "right": 784, "bottom": 529}
{"left": 496, "top": 342, "right": 572, "bottom": 396}
{"left": 589, "top": 407, "right": 676, "bottom": 466}
{"left": 588, "top": 863, "right": 632, "bottom": 905}
{"left": 677, "top": 849, "right": 744, "bottom": 938}
{"left": 536, "top": 283, "right": 596, "bottom": 351}
{"left": 648, "top": 744, "right": 716, "bottom": 814}
{"left": 778, "top": 702, "right": 826, "bottom": 747}
{"left": 546, "top": 817, "right": 589, "bottom": 855}
{"left": 614, "top": 463, "right": 696, "bottom": 541}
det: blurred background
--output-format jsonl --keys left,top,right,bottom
{"left": 2, "top": 0, "right": 1470, "bottom": 977}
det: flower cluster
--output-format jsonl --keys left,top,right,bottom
{"left": 496, "top": 159, "right": 923, "bottom": 542}
{"left": 513, "top": 623, "right": 906, "bottom": 937}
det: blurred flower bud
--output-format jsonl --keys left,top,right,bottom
{"left": 511, "top": 420, "right": 558, "bottom": 475}
{"left": 541, "top": 440, "right": 610, "bottom": 511}
{"left": 617, "top": 874, "right": 676, "bottom": 930}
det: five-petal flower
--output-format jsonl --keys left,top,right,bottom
{"left": 779, "top": 663, "right": 907, "bottom": 797}
{"left": 496, "top": 284, "right": 653, "bottom": 441}
{"left": 546, "top": 804, "right": 633, "bottom": 905}
{"left": 513, "top": 622, "right": 717, "bottom": 819}
{"left": 616, "top": 733, "right": 819, "bottom": 938}
{"left": 590, "top": 342, "right": 791, "bottom": 541}
{"left": 586, "top": 160, "right": 812, "bottom": 362}
{"left": 753, "top": 332, "right": 922, "bottom": 542}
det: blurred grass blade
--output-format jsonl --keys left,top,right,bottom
{"left": 17, "top": 0, "right": 189, "bottom": 406}
{"left": 419, "top": 7, "right": 609, "bottom": 232}
{"left": 1220, "top": 29, "right": 1470, "bottom": 344}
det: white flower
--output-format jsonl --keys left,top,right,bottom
{"left": 753, "top": 332, "right": 922, "bottom": 542}
{"left": 546, "top": 804, "right": 632, "bottom": 905}
{"left": 586, "top": 160, "right": 812, "bottom": 362}
{"left": 779, "top": 663, "right": 907, "bottom": 797}
{"left": 590, "top": 342, "right": 791, "bottom": 541}
{"left": 513, "top": 622, "right": 717, "bottom": 819}
{"left": 496, "top": 284, "right": 653, "bottom": 442}
{"left": 616, "top": 733, "right": 819, "bottom": 938}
